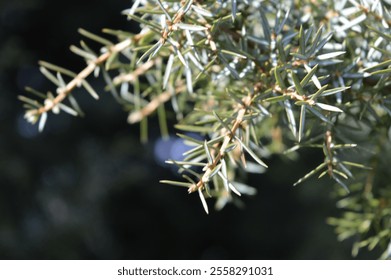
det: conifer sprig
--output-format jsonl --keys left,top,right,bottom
{"left": 20, "top": 0, "right": 391, "bottom": 258}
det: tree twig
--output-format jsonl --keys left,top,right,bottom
{"left": 34, "top": 38, "right": 134, "bottom": 116}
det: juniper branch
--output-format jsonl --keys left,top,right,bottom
{"left": 188, "top": 93, "right": 253, "bottom": 194}
{"left": 127, "top": 83, "right": 186, "bottom": 124}
{"left": 30, "top": 38, "right": 137, "bottom": 117}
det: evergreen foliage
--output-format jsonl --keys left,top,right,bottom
{"left": 20, "top": 0, "right": 391, "bottom": 258}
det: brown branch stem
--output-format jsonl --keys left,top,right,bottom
{"left": 113, "top": 60, "right": 155, "bottom": 85}
{"left": 127, "top": 83, "right": 186, "bottom": 124}
{"left": 273, "top": 84, "right": 315, "bottom": 105}
{"left": 35, "top": 38, "right": 134, "bottom": 115}
{"left": 188, "top": 94, "right": 252, "bottom": 193}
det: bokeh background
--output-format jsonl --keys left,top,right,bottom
{"left": 0, "top": 0, "right": 380, "bottom": 259}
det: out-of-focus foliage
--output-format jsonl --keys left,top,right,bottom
{"left": 20, "top": 0, "right": 391, "bottom": 258}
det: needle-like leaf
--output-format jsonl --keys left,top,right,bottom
{"left": 298, "top": 105, "right": 306, "bottom": 142}
{"left": 198, "top": 188, "right": 209, "bottom": 214}
{"left": 235, "top": 136, "right": 268, "bottom": 168}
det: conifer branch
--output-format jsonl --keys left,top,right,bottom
{"left": 20, "top": 0, "right": 391, "bottom": 257}
{"left": 23, "top": 38, "right": 136, "bottom": 122}
{"left": 188, "top": 93, "right": 253, "bottom": 194}
{"left": 127, "top": 83, "right": 186, "bottom": 124}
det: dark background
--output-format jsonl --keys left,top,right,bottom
{"left": 0, "top": 0, "right": 378, "bottom": 259}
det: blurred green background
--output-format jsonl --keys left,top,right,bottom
{"left": 0, "top": 0, "right": 379, "bottom": 259}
